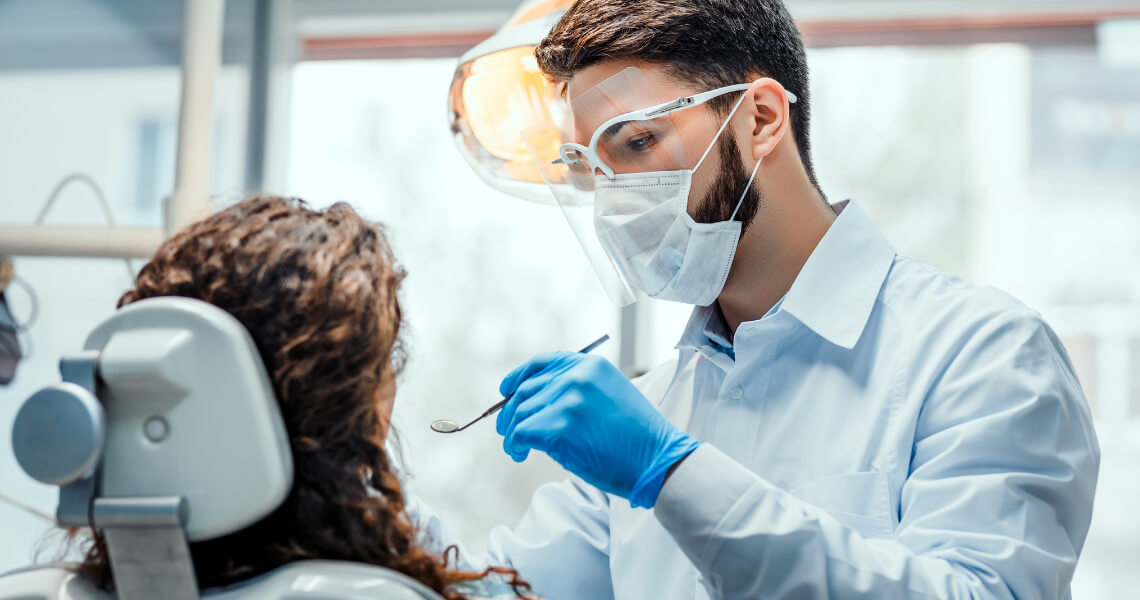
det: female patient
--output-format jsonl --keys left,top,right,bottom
{"left": 78, "top": 195, "right": 528, "bottom": 599}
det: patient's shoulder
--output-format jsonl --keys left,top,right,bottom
{"left": 451, "top": 579, "right": 543, "bottom": 599}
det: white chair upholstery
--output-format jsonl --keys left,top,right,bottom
{"left": 0, "top": 565, "right": 112, "bottom": 600}
{"left": 0, "top": 561, "right": 445, "bottom": 600}
{"left": 2, "top": 297, "right": 445, "bottom": 600}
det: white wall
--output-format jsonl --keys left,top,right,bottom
{"left": 0, "top": 65, "right": 249, "bottom": 572}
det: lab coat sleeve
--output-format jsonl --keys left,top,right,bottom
{"left": 406, "top": 476, "right": 616, "bottom": 600}
{"left": 485, "top": 475, "right": 616, "bottom": 600}
{"left": 653, "top": 311, "right": 1100, "bottom": 599}
{"left": 405, "top": 491, "right": 488, "bottom": 571}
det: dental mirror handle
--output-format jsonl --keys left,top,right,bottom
{"left": 431, "top": 334, "right": 610, "bottom": 434}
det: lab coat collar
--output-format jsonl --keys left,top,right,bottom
{"left": 773, "top": 200, "right": 895, "bottom": 349}
{"left": 678, "top": 200, "right": 895, "bottom": 353}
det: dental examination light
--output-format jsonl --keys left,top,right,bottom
{"left": 447, "top": 0, "right": 655, "bottom": 309}
{"left": 447, "top": 0, "right": 571, "bottom": 203}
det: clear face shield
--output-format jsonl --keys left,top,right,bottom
{"left": 547, "top": 68, "right": 694, "bottom": 190}
{"left": 523, "top": 68, "right": 692, "bottom": 305}
{"left": 523, "top": 67, "right": 793, "bottom": 306}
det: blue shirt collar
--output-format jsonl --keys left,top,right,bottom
{"left": 676, "top": 304, "right": 737, "bottom": 366}
{"left": 702, "top": 304, "right": 734, "bottom": 350}
{"left": 678, "top": 200, "right": 896, "bottom": 352}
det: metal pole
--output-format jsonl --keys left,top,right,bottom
{"left": 244, "top": 0, "right": 273, "bottom": 194}
{"left": 0, "top": 0, "right": 225, "bottom": 259}
{"left": 0, "top": 227, "right": 164, "bottom": 259}
{"left": 166, "top": 0, "right": 225, "bottom": 235}
{"left": 619, "top": 303, "right": 639, "bottom": 375}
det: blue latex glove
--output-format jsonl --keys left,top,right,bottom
{"left": 497, "top": 351, "right": 700, "bottom": 508}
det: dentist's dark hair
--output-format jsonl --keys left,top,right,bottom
{"left": 77, "top": 195, "right": 528, "bottom": 599}
{"left": 536, "top": 0, "right": 819, "bottom": 191}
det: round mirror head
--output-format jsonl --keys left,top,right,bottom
{"left": 430, "top": 419, "right": 459, "bottom": 433}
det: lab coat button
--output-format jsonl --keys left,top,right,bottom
{"left": 730, "top": 386, "right": 744, "bottom": 400}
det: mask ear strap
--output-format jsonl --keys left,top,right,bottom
{"left": 730, "top": 156, "right": 763, "bottom": 223}
{"left": 693, "top": 90, "right": 751, "bottom": 172}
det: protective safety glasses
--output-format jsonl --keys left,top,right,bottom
{"left": 555, "top": 84, "right": 797, "bottom": 189}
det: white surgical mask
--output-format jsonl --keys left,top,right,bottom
{"left": 592, "top": 93, "right": 762, "bottom": 306}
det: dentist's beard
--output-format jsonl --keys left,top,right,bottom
{"left": 691, "top": 135, "right": 763, "bottom": 235}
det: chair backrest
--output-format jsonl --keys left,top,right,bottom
{"left": 8, "top": 298, "right": 457, "bottom": 600}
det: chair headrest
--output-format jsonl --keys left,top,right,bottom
{"left": 81, "top": 297, "right": 292, "bottom": 541}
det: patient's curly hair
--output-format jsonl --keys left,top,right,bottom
{"left": 79, "top": 195, "right": 528, "bottom": 599}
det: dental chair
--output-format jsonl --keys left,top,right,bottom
{"left": 1, "top": 297, "right": 446, "bottom": 600}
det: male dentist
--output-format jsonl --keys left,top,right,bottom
{"left": 419, "top": 1, "right": 1100, "bottom": 598}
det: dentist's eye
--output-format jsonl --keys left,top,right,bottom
{"left": 627, "top": 133, "right": 657, "bottom": 152}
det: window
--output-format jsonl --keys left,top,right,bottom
{"left": 287, "top": 59, "right": 618, "bottom": 548}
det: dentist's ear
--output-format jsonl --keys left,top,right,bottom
{"left": 744, "top": 77, "right": 793, "bottom": 162}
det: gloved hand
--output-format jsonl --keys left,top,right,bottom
{"left": 497, "top": 351, "right": 700, "bottom": 508}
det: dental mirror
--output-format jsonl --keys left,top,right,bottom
{"left": 430, "top": 420, "right": 459, "bottom": 433}
{"left": 430, "top": 334, "right": 610, "bottom": 434}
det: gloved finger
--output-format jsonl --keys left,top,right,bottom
{"left": 499, "top": 351, "right": 576, "bottom": 397}
{"left": 497, "top": 353, "right": 578, "bottom": 434}
{"left": 501, "top": 380, "right": 573, "bottom": 458}
{"left": 502, "top": 429, "right": 530, "bottom": 462}
{"left": 496, "top": 367, "right": 565, "bottom": 436}
{"left": 502, "top": 399, "right": 557, "bottom": 462}
{"left": 500, "top": 379, "right": 567, "bottom": 448}
{"left": 507, "top": 403, "right": 572, "bottom": 466}
{"left": 502, "top": 435, "right": 530, "bottom": 463}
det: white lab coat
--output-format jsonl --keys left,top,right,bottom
{"left": 411, "top": 201, "right": 1099, "bottom": 599}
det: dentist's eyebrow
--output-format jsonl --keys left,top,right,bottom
{"left": 599, "top": 121, "right": 629, "bottom": 142}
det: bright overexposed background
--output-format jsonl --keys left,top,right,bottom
{"left": 2, "top": 1, "right": 1139, "bottom": 597}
